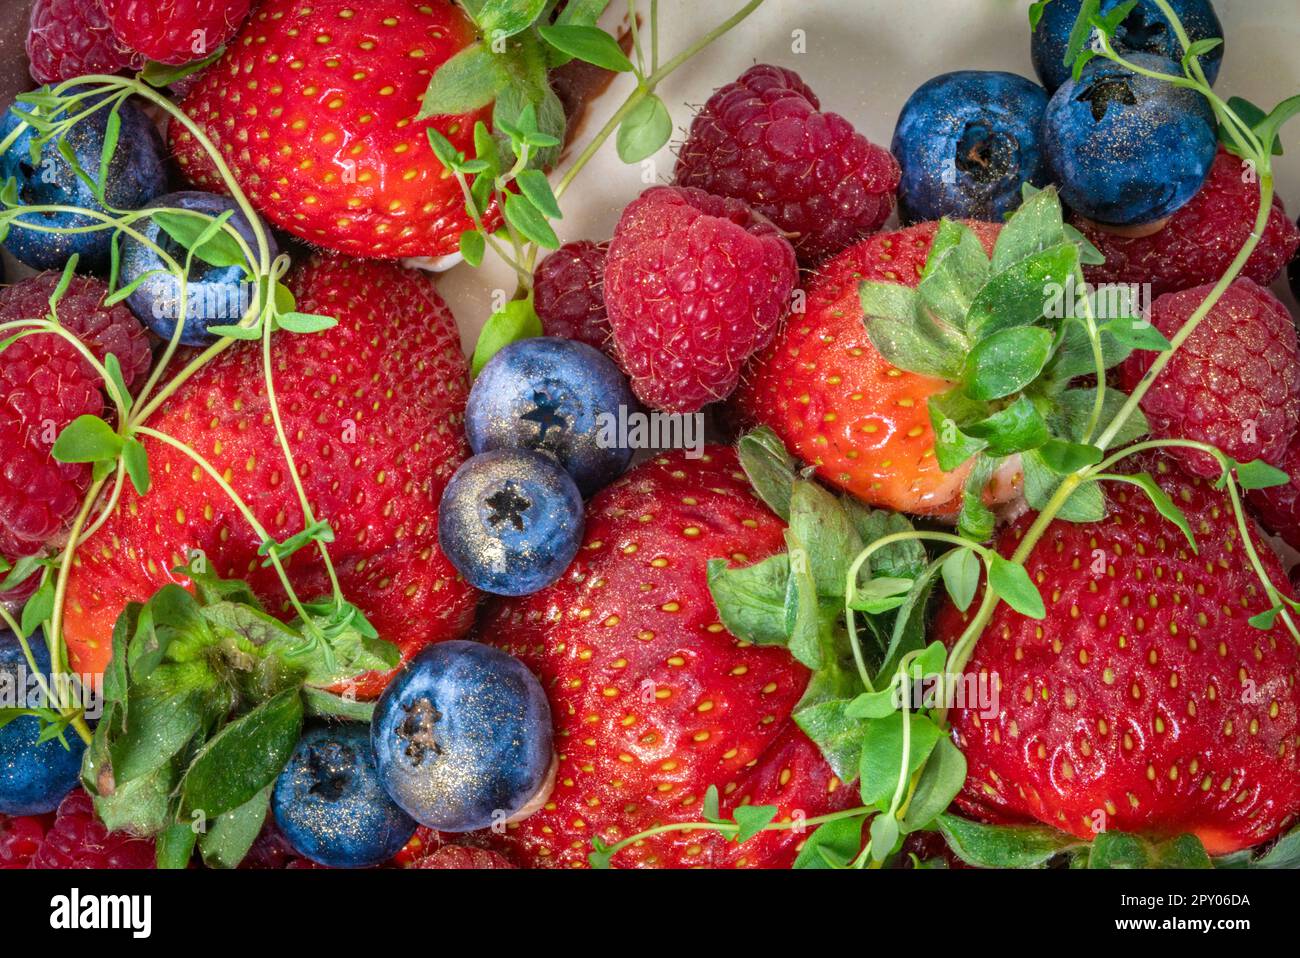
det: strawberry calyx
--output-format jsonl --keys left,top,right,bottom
{"left": 82, "top": 562, "right": 395, "bottom": 869}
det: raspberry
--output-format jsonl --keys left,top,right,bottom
{"left": 0, "top": 331, "right": 103, "bottom": 561}
{"left": 26, "top": 0, "right": 144, "bottom": 86}
{"left": 605, "top": 185, "right": 797, "bottom": 412}
{"left": 410, "top": 845, "right": 515, "bottom": 869}
{"left": 0, "top": 273, "right": 152, "bottom": 392}
{"left": 1076, "top": 149, "right": 1300, "bottom": 297}
{"left": 532, "top": 241, "right": 613, "bottom": 357}
{"left": 0, "top": 813, "right": 52, "bottom": 869}
{"left": 27, "top": 790, "right": 155, "bottom": 869}
{"left": 1247, "top": 433, "right": 1300, "bottom": 551}
{"left": 239, "top": 823, "right": 322, "bottom": 869}
{"left": 1118, "top": 279, "right": 1300, "bottom": 478}
{"left": 674, "top": 64, "right": 899, "bottom": 263}
{"left": 99, "top": 0, "right": 252, "bottom": 65}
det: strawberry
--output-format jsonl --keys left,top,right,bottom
{"left": 734, "top": 221, "right": 1006, "bottom": 516}
{"left": 169, "top": 0, "right": 491, "bottom": 259}
{"left": 62, "top": 256, "right": 478, "bottom": 698}
{"left": 100, "top": 0, "right": 251, "bottom": 65}
{"left": 933, "top": 458, "right": 1300, "bottom": 856}
{"left": 481, "top": 447, "right": 855, "bottom": 868}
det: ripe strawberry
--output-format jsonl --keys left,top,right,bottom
{"left": 0, "top": 813, "right": 52, "bottom": 868}
{"left": 26, "top": 0, "right": 144, "bottom": 85}
{"left": 482, "top": 447, "right": 854, "bottom": 868}
{"left": 0, "top": 273, "right": 152, "bottom": 393}
{"left": 62, "top": 257, "right": 478, "bottom": 698}
{"left": 0, "top": 325, "right": 102, "bottom": 561}
{"left": 1076, "top": 149, "right": 1300, "bottom": 298}
{"left": 934, "top": 459, "right": 1300, "bottom": 856}
{"left": 734, "top": 221, "right": 1004, "bottom": 516}
{"left": 100, "top": 0, "right": 251, "bottom": 65}
{"left": 674, "top": 64, "right": 899, "bottom": 263}
{"left": 27, "top": 789, "right": 155, "bottom": 868}
{"left": 169, "top": 0, "right": 490, "bottom": 259}
{"left": 1118, "top": 279, "right": 1300, "bottom": 478}
{"left": 605, "top": 186, "right": 798, "bottom": 413}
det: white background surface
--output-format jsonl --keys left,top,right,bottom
{"left": 437, "top": 0, "right": 1300, "bottom": 349}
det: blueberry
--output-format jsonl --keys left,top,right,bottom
{"left": 1032, "top": 0, "right": 1223, "bottom": 93}
{"left": 371, "top": 641, "right": 553, "bottom": 832}
{"left": 892, "top": 71, "right": 1049, "bottom": 224}
{"left": 438, "top": 448, "right": 584, "bottom": 596}
{"left": 120, "top": 191, "right": 277, "bottom": 346}
{"left": 0, "top": 89, "right": 167, "bottom": 271}
{"left": 1043, "top": 54, "right": 1217, "bottom": 227}
{"left": 271, "top": 722, "right": 416, "bottom": 868}
{"left": 0, "top": 629, "right": 84, "bottom": 815}
{"left": 467, "top": 337, "right": 637, "bottom": 497}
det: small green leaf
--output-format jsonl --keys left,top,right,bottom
{"left": 276, "top": 312, "right": 338, "bottom": 334}
{"left": 1099, "top": 316, "right": 1172, "bottom": 353}
{"left": 988, "top": 555, "right": 1045, "bottom": 619}
{"left": 616, "top": 93, "right": 672, "bottom": 163}
{"left": 857, "top": 281, "right": 921, "bottom": 325}
{"left": 1104, "top": 472, "right": 1197, "bottom": 550}
{"left": 1249, "top": 606, "right": 1282, "bottom": 630}
{"left": 538, "top": 24, "right": 635, "bottom": 73}
{"left": 707, "top": 554, "right": 790, "bottom": 647}
{"left": 199, "top": 785, "right": 271, "bottom": 869}
{"left": 937, "top": 813, "right": 1081, "bottom": 868}
{"left": 736, "top": 427, "right": 797, "bottom": 521}
{"left": 155, "top": 823, "right": 198, "bottom": 871}
{"left": 1234, "top": 459, "right": 1290, "bottom": 491}
{"left": 425, "top": 127, "right": 461, "bottom": 172}
{"left": 1038, "top": 438, "right": 1103, "bottom": 473}
{"left": 51, "top": 415, "right": 123, "bottom": 464}
{"left": 587, "top": 835, "right": 614, "bottom": 869}
{"left": 968, "top": 244, "right": 1078, "bottom": 337}
{"left": 901, "top": 737, "right": 967, "bottom": 832}
{"left": 101, "top": 352, "right": 131, "bottom": 411}
{"left": 122, "top": 437, "right": 150, "bottom": 496}
{"left": 859, "top": 712, "right": 943, "bottom": 809}
{"left": 991, "top": 187, "right": 1066, "bottom": 270}
{"left": 1063, "top": 0, "right": 1102, "bottom": 70}
{"left": 869, "top": 813, "right": 900, "bottom": 861}
{"left": 732, "top": 804, "right": 779, "bottom": 843}
{"left": 206, "top": 323, "right": 263, "bottom": 341}
{"left": 459, "top": 229, "right": 486, "bottom": 267}
{"left": 782, "top": 528, "right": 823, "bottom": 670}
{"left": 470, "top": 298, "right": 542, "bottom": 377}
{"left": 941, "top": 548, "right": 980, "bottom": 613}
{"left": 419, "top": 43, "right": 504, "bottom": 118}
{"left": 845, "top": 689, "right": 900, "bottom": 720}
{"left": 473, "top": 0, "right": 550, "bottom": 39}
{"left": 21, "top": 578, "right": 55, "bottom": 637}
{"left": 302, "top": 687, "right": 376, "bottom": 722}
{"left": 1028, "top": 0, "right": 1054, "bottom": 31}
{"left": 515, "top": 168, "right": 562, "bottom": 220}
{"left": 702, "top": 784, "right": 723, "bottom": 824}
{"left": 152, "top": 209, "right": 247, "bottom": 271}
{"left": 864, "top": 311, "right": 967, "bottom": 382}
{"left": 140, "top": 49, "right": 225, "bottom": 88}
{"left": 964, "top": 326, "right": 1055, "bottom": 401}
{"left": 928, "top": 393, "right": 990, "bottom": 473}
{"left": 97, "top": 107, "right": 121, "bottom": 203}
{"left": 789, "top": 480, "right": 862, "bottom": 600}
{"left": 793, "top": 816, "right": 865, "bottom": 869}
{"left": 962, "top": 395, "right": 1050, "bottom": 457}
{"left": 504, "top": 192, "right": 560, "bottom": 248}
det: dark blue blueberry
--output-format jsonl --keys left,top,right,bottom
{"left": 467, "top": 337, "right": 638, "bottom": 497}
{"left": 892, "top": 71, "right": 1049, "bottom": 224}
{"left": 437, "top": 448, "right": 584, "bottom": 596}
{"left": 1032, "top": 0, "right": 1223, "bottom": 93}
{"left": 1043, "top": 54, "right": 1217, "bottom": 227}
{"left": 0, "top": 89, "right": 167, "bottom": 271}
{"left": 0, "top": 629, "right": 84, "bottom": 815}
{"left": 271, "top": 722, "right": 416, "bottom": 868}
{"left": 371, "top": 640, "right": 553, "bottom": 833}
{"left": 120, "top": 191, "right": 277, "bottom": 347}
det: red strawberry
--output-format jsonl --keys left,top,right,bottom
{"left": 934, "top": 458, "right": 1300, "bottom": 856}
{"left": 27, "top": 790, "right": 155, "bottom": 868}
{"left": 605, "top": 186, "right": 798, "bottom": 413}
{"left": 62, "top": 257, "right": 478, "bottom": 698}
{"left": 674, "top": 64, "right": 899, "bottom": 263}
{"left": 0, "top": 323, "right": 102, "bottom": 561}
{"left": 0, "top": 273, "right": 152, "bottom": 393}
{"left": 1118, "top": 279, "right": 1300, "bottom": 478}
{"left": 26, "top": 0, "right": 144, "bottom": 85}
{"left": 0, "top": 813, "right": 52, "bottom": 869}
{"left": 411, "top": 845, "right": 514, "bottom": 869}
{"left": 482, "top": 447, "right": 854, "bottom": 868}
{"left": 169, "top": 0, "right": 491, "bottom": 260}
{"left": 1076, "top": 149, "right": 1300, "bottom": 298}
{"left": 100, "top": 0, "right": 251, "bottom": 65}
{"left": 533, "top": 240, "right": 614, "bottom": 358}
{"left": 734, "top": 221, "right": 1013, "bottom": 516}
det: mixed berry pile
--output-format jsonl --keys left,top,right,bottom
{"left": 2, "top": 0, "right": 1300, "bottom": 872}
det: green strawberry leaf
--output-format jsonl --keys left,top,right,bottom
{"left": 917, "top": 221, "right": 990, "bottom": 332}
{"left": 736, "top": 427, "right": 798, "bottom": 521}
{"left": 199, "top": 785, "right": 272, "bottom": 869}
{"left": 515, "top": 168, "right": 562, "bottom": 220}
{"left": 1084, "top": 831, "right": 1212, "bottom": 869}
{"left": 859, "top": 712, "right": 943, "bottom": 809}
{"left": 841, "top": 501, "right": 926, "bottom": 581}
{"left": 900, "top": 737, "right": 967, "bottom": 832}
{"left": 471, "top": 298, "right": 543, "bottom": 377}
{"left": 789, "top": 480, "right": 862, "bottom": 600}
{"left": 1051, "top": 387, "right": 1149, "bottom": 449}
{"left": 845, "top": 688, "right": 900, "bottom": 720}
{"left": 990, "top": 185, "right": 1066, "bottom": 271}
{"left": 1234, "top": 459, "right": 1290, "bottom": 491}
{"left": 154, "top": 823, "right": 198, "bottom": 870}
{"left": 732, "top": 804, "right": 779, "bottom": 843}
{"left": 459, "top": 229, "right": 487, "bottom": 267}
{"left": 419, "top": 43, "right": 504, "bottom": 118}
{"left": 20, "top": 577, "right": 55, "bottom": 638}
{"left": 1099, "top": 315, "right": 1172, "bottom": 353}
{"left": 1063, "top": 0, "right": 1102, "bottom": 70}
{"left": 988, "top": 555, "right": 1045, "bottom": 619}
{"left": 864, "top": 310, "right": 967, "bottom": 382}
{"left": 936, "top": 813, "right": 1082, "bottom": 868}
{"left": 473, "top": 0, "right": 550, "bottom": 39}
{"left": 941, "top": 548, "right": 980, "bottom": 613}
{"left": 52, "top": 415, "right": 122, "bottom": 464}
{"left": 793, "top": 815, "right": 866, "bottom": 869}
{"left": 964, "top": 326, "right": 1055, "bottom": 401}
{"left": 504, "top": 192, "right": 560, "bottom": 248}
{"left": 875, "top": 559, "right": 944, "bottom": 684}
{"left": 962, "top": 395, "right": 1050, "bottom": 457}
{"left": 538, "top": 24, "right": 635, "bottom": 73}
{"left": 1037, "top": 438, "right": 1103, "bottom": 473}
{"left": 152, "top": 209, "right": 248, "bottom": 271}
{"left": 967, "top": 244, "right": 1078, "bottom": 338}
{"left": 276, "top": 312, "right": 338, "bottom": 334}
{"left": 707, "top": 554, "right": 791, "bottom": 647}
{"left": 1103, "top": 471, "right": 1197, "bottom": 550}
{"left": 782, "top": 528, "right": 823, "bottom": 670}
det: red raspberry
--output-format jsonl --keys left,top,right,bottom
{"left": 674, "top": 64, "right": 899, "bottom": 264}
{"left": 605, "top": 185, "right": 797, "bottom": 412}
{"left": 1076, "top": 149, "right": 1300, "bottom": 297}
{"left": 99, "top": 0, "right": 252, "bottom": 65}
{"left": 410, "top": 845, "right": 515, "bottom": 869}
{"left": 533, "top": 241, "right": 613, "bottom": 357}
{"left": 239, "top": 823, "right": 322, "bottom": 869}
{"left": 0, "top": 273, "right": 152, "bottom": 392}
{"left": 1118, "top": 279, "right": 1300, "bottom": 478}
{"left": 26, "top": 0, "right": 144, "bottom": 86}
{"left": 0, "top": 813, "right": 52, "bottom": 869}
{"left": 0, "top": 331, "right": 102, "bottom": 561}
{"left": 1247, "top": 433, "right": 1300, "bottom": 550}
{"left": 27, "top": 790, "right": 155, "bottom": 869}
